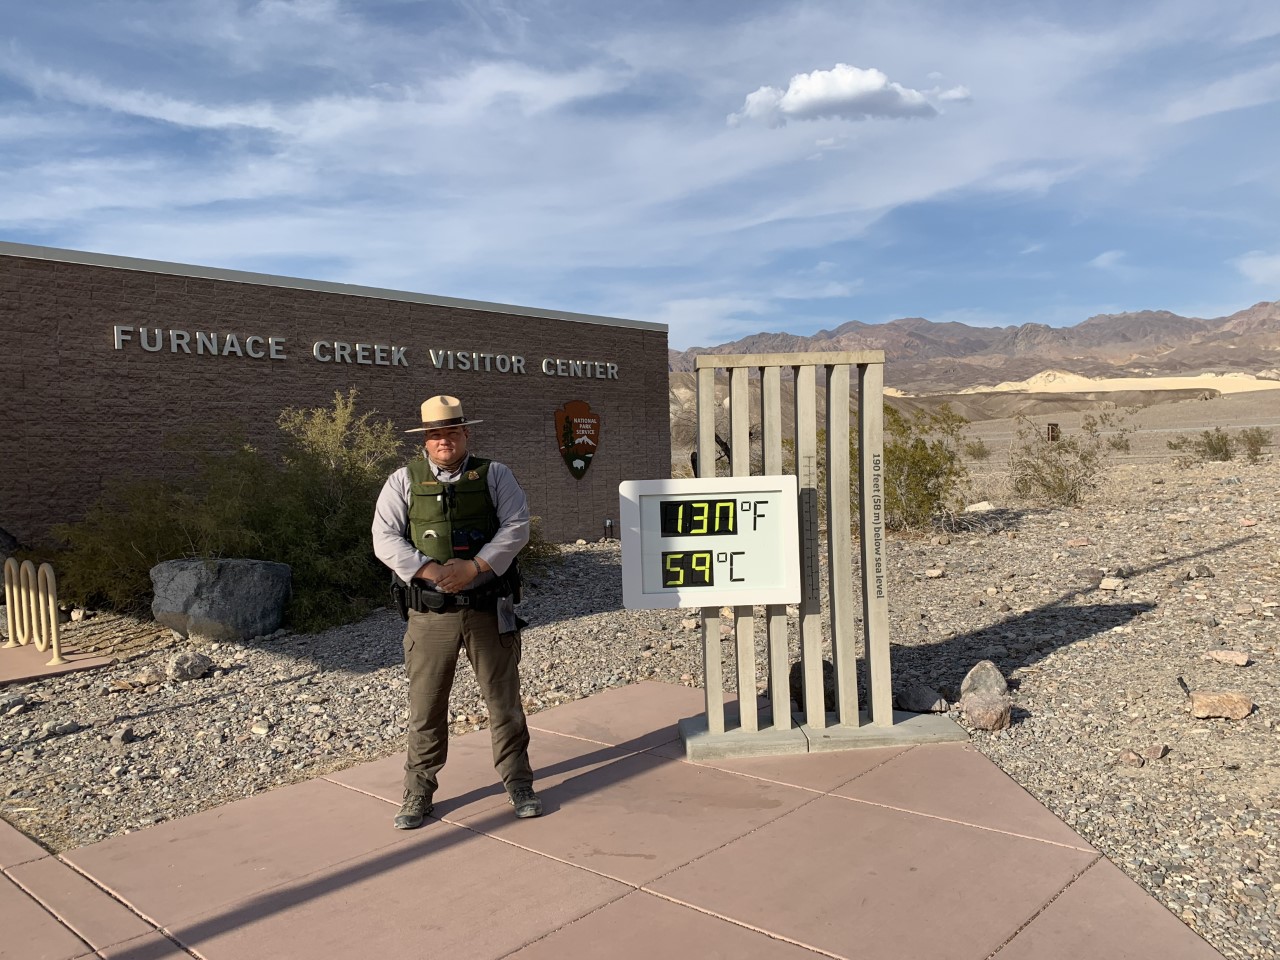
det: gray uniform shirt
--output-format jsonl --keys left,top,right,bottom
{"left": 371, "top": 453, "right": 531, "bottom": 585}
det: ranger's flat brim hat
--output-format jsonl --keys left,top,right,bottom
{"left": 406, "top": 395, "right": 484, "bottom": 433}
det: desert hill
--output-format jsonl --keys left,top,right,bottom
{"left": 668, "top": 300, "right": 1280, "bottom": 394}
{"left": 667, "top": 300, "right": 1280, "bottom": 472}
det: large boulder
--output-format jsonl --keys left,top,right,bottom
{"left": 959, "top": 660, "right": 1012, "bottom": 731}
{"left": 151, "top": 559, "right": 291, "bottom": 641}
{"left": 960, "top": 660, "right": 1008, "bottom": 700}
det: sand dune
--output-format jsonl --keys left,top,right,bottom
{"left": 955, "top": 369, "right": 1280, "bottom": 395}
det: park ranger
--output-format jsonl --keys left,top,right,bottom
{"left": 372, "top": 395, "right": 540, "bottom": 828}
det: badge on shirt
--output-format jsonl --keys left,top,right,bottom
{"left": 466, "top": 470, "right": 480, "bottom": 481}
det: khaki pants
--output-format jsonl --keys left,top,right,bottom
{"left": 401, "top": 607, "right": 533, "bottom": 797}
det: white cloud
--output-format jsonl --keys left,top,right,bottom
{"left": 1164, "top": 62, "right": 1280, "bottom": 123}
{"left": 1089, "top": 250, "right": 1126, "bottom": 270}
{"left": 2, "top": 50, "right": 622, "bottom": 139}
{"left": 728, "top": 63, "right": 941, "bottom": 127}
{"left": 7, "top": 58, "right": 284, "bottom": 131}
{"left": 1234, "top": 250, "right": 1280, "bottom": 285}
{"left": 979, "top": 162, "right": 1087, "bottom": 196}
{"left": 935, "top": 85, "right": 971, "bottom": 102}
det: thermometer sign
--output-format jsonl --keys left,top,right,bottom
{"left": 619, "top": 477, "right": 801, "bottom": 609}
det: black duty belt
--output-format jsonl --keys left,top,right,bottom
{"left": 390, "top": 576, "right": 503, "bottom": 618}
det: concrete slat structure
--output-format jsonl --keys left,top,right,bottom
{"left": 684, "top": 351, "right": 966, "bottom": 759}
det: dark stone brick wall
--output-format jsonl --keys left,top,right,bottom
{"left": 0, "top": 252, "right": 671, "bottom": 547}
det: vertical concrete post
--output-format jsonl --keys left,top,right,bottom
{"left": 759, "top": 366, "right": 790, "bottom": 731}
{"left": 858, "top": 361, "right": 892, "bottom": 725}
{"left": 825, "top": 364, "right": 859, "bottom": 725}
{"left": 792, "top": 364, "right": 825, "bottom": 729}
{"left": 696, "top": 366, "right": 725, "bottom": 734}
{"left": 728, "top": 366, "right": 757, "bottom": 732}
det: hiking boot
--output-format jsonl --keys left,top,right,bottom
{"left": 394, "top": 792, "right": 433, "bottom": 830}
{"left": 508, "top": 785, "right": 542, "bottom": 819}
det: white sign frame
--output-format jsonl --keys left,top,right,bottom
{"left": 618, "top": 475, "right": 801, "bottom": 609}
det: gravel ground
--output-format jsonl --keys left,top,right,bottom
{"left": 2, "top": 459, "right": 1277, "bottom": 959}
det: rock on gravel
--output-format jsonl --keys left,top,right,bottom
{"left": 167, "top": 651, "right": 214, "bottom": 681}
{"left": 962, "top": 695, "right": 1012, "bottom": 731}
{"left": 960, "top": 660, "right": 1008, "bottom": 699}
{"left": 1188, "top": 690, "right": 1254, "bottom": 720}
{"left": 1202, "top": 650, "right": 1251, "bottom": 667}
{"left": 896, "top": 683, "right": 948, "bottom": 713}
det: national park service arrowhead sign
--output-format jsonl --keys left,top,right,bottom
{"left": 555, "top": 400, "right": 601, "bottom": 480}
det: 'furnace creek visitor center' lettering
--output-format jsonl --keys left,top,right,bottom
{"left": 110, "top": 326, "right": 619, "bottom": 379}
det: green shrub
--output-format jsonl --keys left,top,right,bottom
{"left": 1167, "top": 426, "right": 1234, "bottom": 463}
{"left": 264, "top": 390, "right": 406, "bottom": 629}
{"left": 782, "top": 406, "right": 970, "bottom": 531}
{"left": 52, "top": 444, "right": 272, "bottom": 614}
{"left": 880, "top": 405, "right": 969, "bottom": 529}
{"left": 963, "top": 437, "right": 991, "bottom": 461}
{"left": 54, "top": 390, "right": 406, "bottom": 632}
{"left": 1007, "top": 409, "right": 1132, "bottom": 505}
{"left": 1167, "top": 426, "right": 1272, "bottom": 465}
{"left": 1239, "top": 426, "right": 1272, "bottom": 463}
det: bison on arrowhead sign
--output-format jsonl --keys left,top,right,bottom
{"left": 555, "top": 401, "right": 601, "bottom": 480}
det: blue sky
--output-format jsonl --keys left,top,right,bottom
{"left": 3, "top": 0, "right": 1279, "bottom": 349}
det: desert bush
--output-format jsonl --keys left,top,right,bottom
{"left": 52, "top": 445, "right": 273, "bottom": 614}
{"left": 781, "top": 406, "right": 970, "bottom": 531}
{"left": 1167, "top": 426, "right": 1272, "bottom": 466}
{"left": 55, "top": 390, "right": 405, "bottom": 632}
{"left": 265, "top": 390, "right": 406, "bottom": 628}
{"left": 1239, "top": 426, "right": 1272, "bottom": 463}
{"left": 1167, "top": 426, "right": 1234, "bottom": 463}
{"left": 1199, "top": 427, "right": 1235, "bottom": 461}
{"left": 1007, "top": 409, "right": 1132, "bottom": 505}
{"left": 963, "top": 437, "right": 991, "bottom": 461}
{"left": 880, "top": 405, "right": 969, "bottom": 529}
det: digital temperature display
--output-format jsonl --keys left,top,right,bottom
{"left": 659, "top": 499, "right": 737, "bottom": 537}
{"left": 619, "top": 476, "right": 801, "bottom": 609}
{"left": 661, "top": 551, "right": 715, "bottom": 587}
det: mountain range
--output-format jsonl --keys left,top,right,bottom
{"left": 668, "top": 300, "right": 1280, "bottom": 395}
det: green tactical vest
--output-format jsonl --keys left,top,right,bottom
{"left": 406, "top": 456, "right": 499, "bottom": 564}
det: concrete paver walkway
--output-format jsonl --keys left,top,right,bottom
{"left": 0, "top": 641, "right": 115, "bottom": 687}
{"left": 3, "top": 681, "right": 1225, "bottom": 960}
